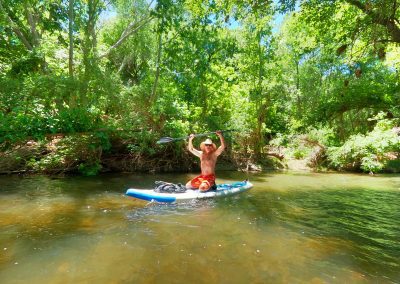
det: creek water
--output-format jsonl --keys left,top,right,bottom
{"left": 0, "top": 171, "right": 399, "bottom": 283}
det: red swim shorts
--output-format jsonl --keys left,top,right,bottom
{"left": 190, "top": 174, "right": 216, "bottom": 189}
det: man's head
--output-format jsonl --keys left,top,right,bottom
{"left": 200, "top": 138, "right": 217, "bottom": 153}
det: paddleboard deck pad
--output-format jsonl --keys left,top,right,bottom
{"left": 126, "top": 180, "right": 253, "bottom": 203}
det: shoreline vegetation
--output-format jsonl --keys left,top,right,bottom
{"left": 1, "top": 1, "right": 399, "bottom": 176}
{"left": 0, "top": 131, "right": 283, "bottom": 175}
{"left": 1, "top": 127, "right": 399, "bottom": 176}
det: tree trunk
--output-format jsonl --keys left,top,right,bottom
{"left": 68, "top": 0, "right": 74, "bottom": 78}
{"left": 25, "top": 5, "right": 40, "bottom": 47}
{"left": 295, "top": 58, "right": 301, "bottom": 115}
{"left": 255, "top": 101, "right": 267, "bottom": 157}
{"left": 83, "top": 0, "right": 99, "bottom": 71}
{"left": 254, "top": 35, "right": 266, "bottom": 158}
{"left": 150, "top": 19, "right": 163, "bottom": 103}
{"left": 81, "top": 0, "right": 100, "bottom": 102}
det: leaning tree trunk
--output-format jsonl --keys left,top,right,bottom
{"left": 0, "top": 1, "right": 33, "bottom": 50}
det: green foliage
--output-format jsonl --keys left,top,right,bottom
{"left": 9, "top": 52, "right": 46, "bottom": 76}
{"left": 26, "top": 133, "right": 110, "bottom": 175}
{"left": 327, "top": 118, "right": 400, "bottom": 173}
{"left": 0, "top": 73, "right": 116, "bottom": 142}
{"left": 306, "top": 127, "right": 337, "bottom": 147}
{"left": 78, "top": 162, "right": 102, "bottom": 176}
{"left": 280, "top": 134, "right": 313, "bottom": 160}
{"left": 276, "top": 9, "right": 400, "bottom": 141}
{"left": 127, "top": 130, "right": 158, "bottom": 156}
{"left": 386, "top": 159, "right": 400, "bottom": 173}
{"left": 293, "top": 148, "right": 308, "bottom": 160}
{"left": 0, "top": 0, "right": 399, "bottom": 175}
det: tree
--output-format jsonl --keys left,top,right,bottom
{"left": 278, "top": 0, "right": 400, "bottom": 53}
{"left": 277, "top": 10, "right": 399, "bottom": 140}
{"left": 0, "top": 0, "right": 69, "bottom": 74}
{"left": 99, "top": 0, "right": 155, "bottom": 58}
{"left": 68, "top": 0, "right": 74, "bottom": 77}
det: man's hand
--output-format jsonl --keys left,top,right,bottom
{"left": 216, "top": 130, "right": 223, "bottom": 137}
{"left": 189, "top": 133, "right": 195, "bottom": 140}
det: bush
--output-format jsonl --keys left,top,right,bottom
{"left": 327, "top": 118, "right": 400, "bottom": 173}
{"left": 26, "top": 133, "right": 110, "bottom": 175}
{"left": 293, "top": 148, "right": 307, "bottom": 159}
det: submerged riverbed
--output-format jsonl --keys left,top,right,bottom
{"left": 0, "top": 172, "right": 399, "bottom": 283}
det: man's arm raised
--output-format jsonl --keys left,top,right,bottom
{"left": 188, "top": 134, "right": 202, "bottom": 157}
{"left": 215, "top": 130, "right": 226, "bottom": 156}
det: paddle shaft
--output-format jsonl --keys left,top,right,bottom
{"left": 157, "top": 129, "right": 236, "bottom": 144}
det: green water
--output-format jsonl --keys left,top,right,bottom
{"left": 0, "top": 172, "right": 399, "bottom": 283}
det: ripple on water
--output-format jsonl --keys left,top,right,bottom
{"left": 0, "top": 173, "right": 399, "bottom": 283}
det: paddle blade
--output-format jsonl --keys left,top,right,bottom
{"left": 156, "top": 137, "right": 175, "bottom": 144}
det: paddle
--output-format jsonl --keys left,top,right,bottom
{"left": 156, "top": 129, "right": 237, "bottom": 144}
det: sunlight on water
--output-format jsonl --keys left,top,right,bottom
{"left": 0, "top": 172, "right": 399, "bottom": 283}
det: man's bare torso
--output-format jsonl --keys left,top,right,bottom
{"left": 200, "top": 152, "right": 217, "bottom": 175}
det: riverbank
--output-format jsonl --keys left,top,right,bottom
{"left": 0, "top": 134, "right": 286, "bottom": 175}
{"left": 1, "top": 133, "right": 399, "bottom": 175}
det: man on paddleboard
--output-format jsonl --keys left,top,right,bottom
{"left": 186, "top": 131, "right": 226, "bottom": 192}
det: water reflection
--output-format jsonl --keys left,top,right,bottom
{"left": 223, "top": 181, "right": 400, "bottom": 283}
{"left": 0, "top": 172, "right": 399, "bottom": 283}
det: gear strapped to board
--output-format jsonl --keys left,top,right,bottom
{"left": 154, "top": 181, "right": 187, "bottom": 193}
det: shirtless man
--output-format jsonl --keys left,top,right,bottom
{"left": 186, "top": 131, "right": 226, "bottom": 192}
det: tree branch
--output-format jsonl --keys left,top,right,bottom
{"left": 0, "top": 0, "right": 33, "bottom": 50}
{"left": 345, "top": 0, "right": 400, "bottom": 43}
{"left": 99, "top": 0, "right": 154, "bottom": 58}
{"left": 117, "top": 55, "right": 128, "bottom": 73}
{"left": 99, "top": 0, "right": 155, "bottom": 58}
{"left": 99, "top": 15, "right": 154, "bottom": 58}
